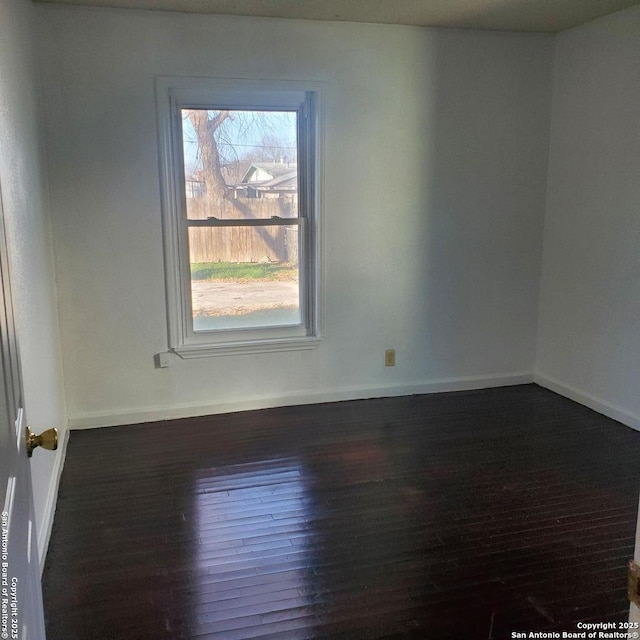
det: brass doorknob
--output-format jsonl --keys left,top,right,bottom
{"left": 26, "top": 426, "right": 58, "bottom": 458}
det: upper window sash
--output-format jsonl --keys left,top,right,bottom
{"left": 170, "top": 88, "right": 308, "bottom": 111}
{"left": 173, "top": 96, "right": 312, "bottom": 223}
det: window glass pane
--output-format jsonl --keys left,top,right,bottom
{"left": 181, "top": 109, "right": 298, "bottom": 220}
{"left": 189, "top": 226, "right": 301, "bottom": 332}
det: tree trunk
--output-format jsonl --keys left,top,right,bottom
{"left": 185, "top": 109, "right": 230, "bottom": 218}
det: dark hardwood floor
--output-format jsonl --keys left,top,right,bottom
{"left": 42, "top": 384, "right": 640, "bottom": 639}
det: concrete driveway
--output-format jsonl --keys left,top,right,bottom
{"left": 191, "top": 280, "right": 299, "bottom": 317}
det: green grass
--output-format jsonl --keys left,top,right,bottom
{"left": 191, "top": 261, "right": 297, "bottom": 281}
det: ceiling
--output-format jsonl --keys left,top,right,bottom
{"left": 33, "top": 0, "right": 640, "bottom": 33}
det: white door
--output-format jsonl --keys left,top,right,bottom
{"left": 0, "top": 185, "right": 47, "bottom": 639}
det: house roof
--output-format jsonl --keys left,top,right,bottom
{"left": 240, "top": 162, "right": 297, "bottom": 184}
{"left": 221, "top": 161, "right": 252, "bottom": 186}
{"left": 258, "top": 171, "right": 297, "bottom": 190}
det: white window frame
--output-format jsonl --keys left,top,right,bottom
{"left": 156, "top": 77, "right": 323, "bottom": 358}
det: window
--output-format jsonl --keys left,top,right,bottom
{"left": 156, "top": 78, "right": 322, "bottom": 357}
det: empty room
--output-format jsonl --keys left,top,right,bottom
{"left": 0, "top": 0, "right": 639, "bottom": 638}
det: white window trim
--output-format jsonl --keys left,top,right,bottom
{"left": 155, "top": 77, "right": 323, "bottom": 358}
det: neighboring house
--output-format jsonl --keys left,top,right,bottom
{"left": 185, "top": 160, "right": 297, "bottom": 200}
{"left": 232, "top": 161, "right": 298, "bottom": 199}
{"left": 222, "top": 161, "right": 252, "bottom": 187}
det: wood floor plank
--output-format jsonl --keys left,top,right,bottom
{"left": 43, "top": 385, "right": 640, "bottom": 639}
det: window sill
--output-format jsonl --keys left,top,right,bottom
{"left": 172, "top": 335, "right": 322, "bottom": 359}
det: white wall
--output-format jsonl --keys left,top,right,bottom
{"left": 37, "top": 6, "right": 553, "bottom": 428}
{"left": 0, "top": 0, "right": 67, "bottom": 560}
{"left": 535, "top": 7, "right": 640, "bottom": 429}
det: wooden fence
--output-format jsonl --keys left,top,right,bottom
{"left": 187, "top": 197, "right": 298, "bottom": 264}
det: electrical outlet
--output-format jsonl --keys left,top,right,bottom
{"left": 385, "top": 349, "right": 395, "bottom": 367}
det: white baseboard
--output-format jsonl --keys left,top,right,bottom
{"left": 534, "top": 372, "right": 640, "bottom": 431}
{"left": 38, "top": 426, "right": 69, "bottom": 575}
{"left": 68, "top": 372, "right": 534, "bottom": 430}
